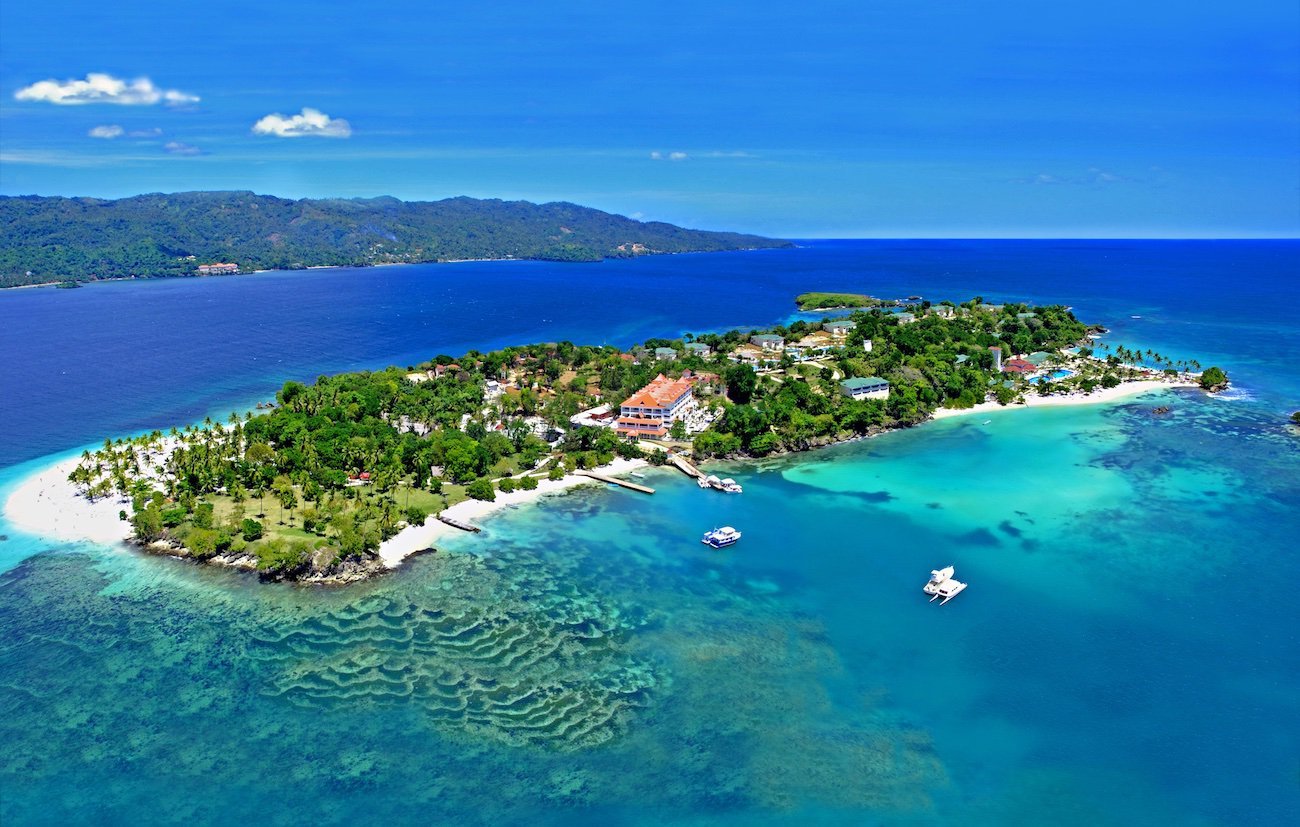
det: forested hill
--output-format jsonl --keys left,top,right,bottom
{"left": 0, "top": 192, "right": 792, "bottom": 287}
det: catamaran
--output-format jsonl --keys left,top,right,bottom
{"left": 701, "top": 526, "right": 742, "bottom": 548}
{"left": 923, "top": 565, "right": 967, "bottom": 605}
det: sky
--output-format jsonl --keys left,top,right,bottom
{"left": 1, "top": 1, "right": 1297, "bottom": 238}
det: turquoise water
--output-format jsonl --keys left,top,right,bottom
{"left": 1031, "top": 369, "right": 1074, "bottom": 383}
{"left": 2, "top": 241, "right": 1298, "bottom": 824}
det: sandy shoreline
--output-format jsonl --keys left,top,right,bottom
{"left": 376, "top": 457, "right": 648, "bottom": 568}
{"left": 930, "top": 379, "right": 1195, "bottom": 421}
{"left": 3, "top": 455, "right": 134, "bottom": 546}
{"left": 0, "top": 379, "right": 1193, "bottom": 566}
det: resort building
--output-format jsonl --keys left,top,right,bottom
{"left": 654, "top": 347, "right": 679, "bottom": 361}
{"left": 863, "top": 338, "right": 874, "bottom": 353}
{"left": 990, "top": 346, "right": 1003, "bottom": 372}
{"left": 823, "top": 320, "right": 855, "bottom": 337}
{"left": 840, "top": 377, "right": 891, "bottom": 401}
{"left": 931, "top": 305, "right": 955, "bottom": 319}
{"left": 895, "top": 312, "right": 917, "bottom": 324}
{"left": 1016, "top": 312, "right": 1038, "bottom": 321}
{"left": 750, "top": 333, "right": 785, "bottom": 352}
{"left": 684, "top": 342, "right": 711, "bottom": 357}
{"left": 1002, "top": 358, "right": 1035, "bottom": 375}
{"left": 196, "top": 263, "right": 239, "bottom": 275}
{"left": 615, "top": 374, "right": 697, "bottom": 438}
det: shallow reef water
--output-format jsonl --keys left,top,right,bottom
{"left": 2, "top": 241, "right": 1298, "bottom": 824}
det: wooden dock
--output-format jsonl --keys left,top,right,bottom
{"left": 667, "top": 454, "right": 703, "bottom": 479}
{"left": 577, "top": 470, "right": 655, "bottom": 494}
{"left": 437, "top": 514, "right": 482, "bottom": 532}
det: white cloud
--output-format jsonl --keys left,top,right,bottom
{"left": 650, "top": 150, "right": 689, "bottom": 161}
{"left": 164, "top": 141, "right": 201, "bottom": 156}
{"left": 649, "top": 151, "right": 663, "bottom": 160}
{"left": 251, "top": 107, "right": 352, "bottom": 138}
{"left": 15, "top": 73, "right": 198, "bottom": 106}
{"left": 88, "top": 124, "right": 124, "bottom": 139}
{"left": 129, "top": 127, "right": 163, "bottom": 138}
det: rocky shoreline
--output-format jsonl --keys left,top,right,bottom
{"left": 138, "top": 536, "right": 394, "bottom": 584}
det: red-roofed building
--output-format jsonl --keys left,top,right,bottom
{"left": 615, "top": 374, "right": 696, "bottom": 437}
{"left": 1002, "top": 358, "right": 1035, "bottom": 375}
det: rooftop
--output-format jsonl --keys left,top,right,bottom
{"left": 622, "top": 373, "right": 694, "bottom": 409}
{"left": 841, "top": 376, "right": 890, "bottom": 390}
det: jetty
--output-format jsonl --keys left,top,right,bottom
{"left": 437, "top": 514, "right": 482, "bottom": 532}
{"left": 667, "top": 454, "right": 703, "bottom": 479}
{"left": 576, "top": 470, "right": 655, "bottom": 494}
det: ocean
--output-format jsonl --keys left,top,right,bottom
{"left": 1, "top": 240, "right": 1297, "bottom": 824}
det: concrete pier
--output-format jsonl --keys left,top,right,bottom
{"left": 437, "top": 514, "right": 482, "bottom": 532}
{"left": 576, "top": 470, "right": 655, "bottom": 494}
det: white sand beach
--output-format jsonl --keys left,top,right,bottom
{"left": 377, "top": 457, "right": 649, "bottom": 567}
{"left": 3, "top": 456, "right": 134, "bottom": 546}
{"left": 1, "top": 448, "right": 648, "bottom": 571}
{"left": 931, "top": 378, "right": 1197, "bottom": 421}
{"left": 1, "top": 378, "right": 1191, "bottom": 565}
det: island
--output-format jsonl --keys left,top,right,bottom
{"left": 795, "top": 291, "right": 893, "bottom": 311}
{"left": 23, "top": 296, "right": 1222, "bottom": 584}
{"left": 0, "top": 192, "right": 792, "bottom": 288}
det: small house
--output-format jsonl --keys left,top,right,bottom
{"left": 654, "top": 347, "right": 679, "bottom": 361}
{"left": 822, "top": 320, "right": 856, "bottom": 337}
{"left": 684, "top": 342, "right": 711, "bottom": 357}
{"left": 749, "top": 333, "right": 785, "bottom": 352}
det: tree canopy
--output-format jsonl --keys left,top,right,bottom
{"left": 0, "top": 192, "right": 791, "bottom": 287}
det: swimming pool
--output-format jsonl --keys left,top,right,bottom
{"left": 1032, "top": 368, "right": 1074, "bottom": 383}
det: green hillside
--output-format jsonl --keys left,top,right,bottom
{"left": 0, "top": 192, "right": 791, "bottom": 287}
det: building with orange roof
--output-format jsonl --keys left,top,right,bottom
{"left": 615, "top": 374, "right": 696, "bottom": 437}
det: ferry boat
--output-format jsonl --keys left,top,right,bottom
{"left": 923, "top": 565, "right": 967, "bottom": 604}
{"left": 719, "top": 478, "right": 742, "bottom": 494}
{"left": 701, "top": 526, "right": 742, "bottom": 548}
{"left": 697, "top": 476, "right": 712, "bottom": 489}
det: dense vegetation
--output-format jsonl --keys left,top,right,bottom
{"left": 70, "top": 295, "right": 1205, "bottom": 581}
{"left": 795, "top": 292, "right": 891, "bottom": 310}
{"left": 0, "top": 192, "right": 791, "bottom": 287}
{"left": 691, "top": 300, "right": 1094, "bottom": 456}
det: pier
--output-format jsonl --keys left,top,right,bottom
{"left": 666, "top": 454, "right": 703, "bottom": 479}
{"left": 576, "top": 470, "right": 656, "bottom": 494}
{"left": 437, "top": 514, "right": 482, "bottom": 532}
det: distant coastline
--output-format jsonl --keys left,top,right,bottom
{"left": 0, "top": 191, "right": 792, "bottom": 288}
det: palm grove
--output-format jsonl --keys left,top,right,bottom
{"left": 68, "top": 297, "right": 1214, "bottom": 580}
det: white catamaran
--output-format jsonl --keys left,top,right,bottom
{"left": 923, "top": 565, "right": 967, "bottom": 605}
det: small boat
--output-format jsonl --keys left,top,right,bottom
{"left": 982, "top": 419, "right": 991, "bottom": 425}
{"left": 719, "top": 478, "right": 742, "bottom": 494}
{"left": 697, "top": 476, "right": 711, "bottom": 489}
{"left": 923, "top": 565, "right": 967, "bottom": 605}
{"left": 702, "top": 526, "right": 742, "bottom": 549}
{"left": 630, "top": 471, "right": 646, "bottom": 479}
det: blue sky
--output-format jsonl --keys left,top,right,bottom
{"left": 1, "top": 1, "right": 1296, "bottom": 237}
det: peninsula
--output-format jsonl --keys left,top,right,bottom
{"left": 15, "top": 296, "right": 1220, "bottom": 583}
{"left": 0, "top": 192, "right": 792, "bottom": 288}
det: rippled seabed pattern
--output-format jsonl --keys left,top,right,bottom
{"left": 2, "top": 402, "right": 1298, "bottom": 824}
{"left": 0, "top": 504, "right": 945, "bottom": 825}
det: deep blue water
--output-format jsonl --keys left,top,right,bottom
{"left": 1, "top": 240, "right": 1298, "bottom": 825}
